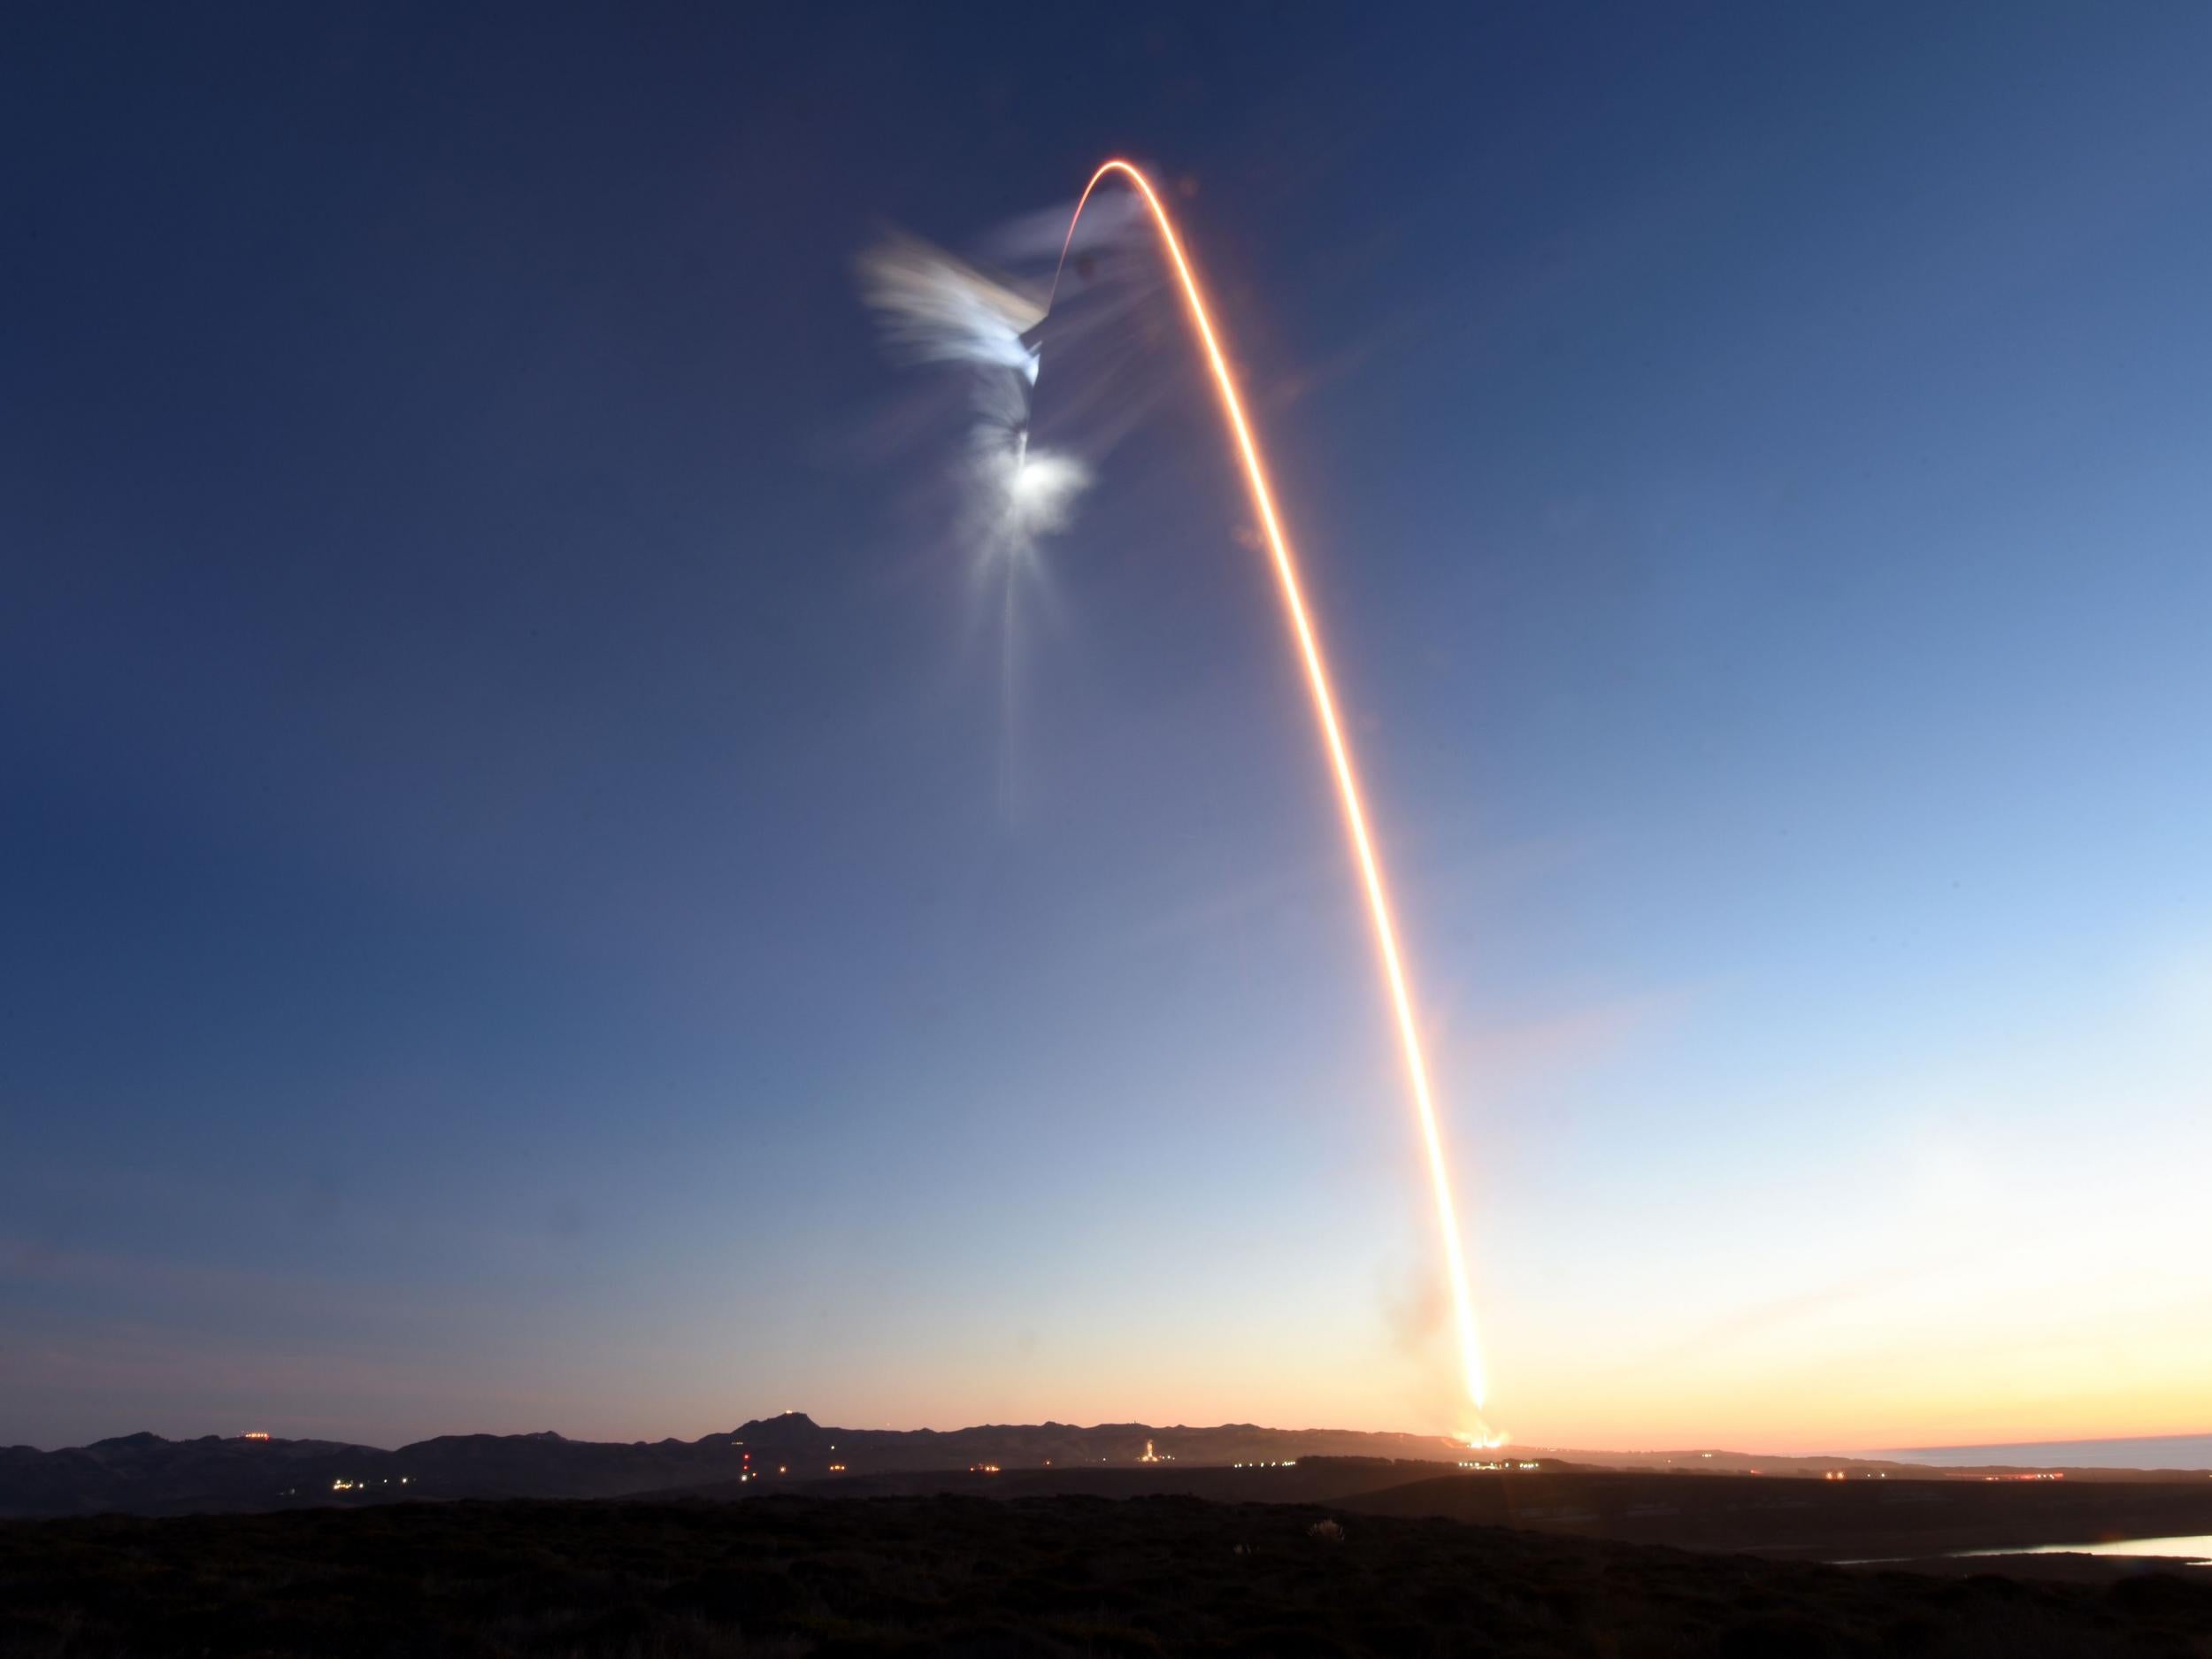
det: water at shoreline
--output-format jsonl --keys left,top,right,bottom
{"left": 1960, "top": 1534, "right": 2212, "bottom": 1565}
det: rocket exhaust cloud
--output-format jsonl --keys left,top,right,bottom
{"left": 858, "top": 230, "right": 1102, "bottom": 817}
{"left": 856, "top": 233, "right": 1092, "bottom": 563}
{"left": 863, "top": 162, "right": 1494, "bottom": 1438}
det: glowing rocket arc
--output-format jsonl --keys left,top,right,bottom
{"left": 1041, "top": 161, "right": 1491, "bottom": 1418}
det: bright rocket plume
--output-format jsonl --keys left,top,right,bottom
{"left": 860, "top": 167, "right": 1494, "bottom": 1430}
{"left": 1045, "top": 162, "right": 1494, "bottom": 1425}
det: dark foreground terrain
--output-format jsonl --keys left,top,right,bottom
{"left": 5, "top": 1494, "right": 2211, "bottom": 1658}
{"left": 721, "top": 1464, "right": 2212, "bottom": 1564}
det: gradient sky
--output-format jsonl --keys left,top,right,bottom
{"left": 5, "top": 4, "right": 2209, "bottom": 1454}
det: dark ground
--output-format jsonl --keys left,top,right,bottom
{"left": 1335, "top": 1470, "right": 2212, "bottom": 1562}
{"left": 4, "top": 1493, "right": 2211, "bottom": 1658}
{"left": 726, "top": 1465, "right": 2212, "bottom": 1563}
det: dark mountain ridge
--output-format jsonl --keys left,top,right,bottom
{"left": 10, "top": 1412, "right": 2189, "bottom": 1520}
{"left": 1, "top": 1414, "right": 1478, "bottom": 1517}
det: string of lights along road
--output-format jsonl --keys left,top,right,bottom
{"left": 1043, "top": 160, "right": 1494, "bottom": 1435}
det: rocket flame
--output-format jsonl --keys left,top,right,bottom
{"left": 1048, "top": 161, "right": 1492, "bottom": 1422}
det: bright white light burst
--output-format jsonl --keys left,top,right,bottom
{"left": 983, "top": 448, "right": 1090, "bottom": 557}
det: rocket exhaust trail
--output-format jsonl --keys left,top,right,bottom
{"left": 1041, "top": 162, "right": 1492, "bottom": 1421}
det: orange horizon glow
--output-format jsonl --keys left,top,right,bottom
{"left": 1052, "top": 159, "right": 1490, "bottom": 1424}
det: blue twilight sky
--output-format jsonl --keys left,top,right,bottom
{"left": 4, "top": 4, "right": 2208, "bottom": 1453}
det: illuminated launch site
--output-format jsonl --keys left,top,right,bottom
{"left": 1031, "top": 161, "right": 1494, "bottom": 1435}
